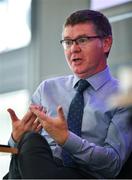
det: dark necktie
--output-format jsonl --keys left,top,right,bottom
{"left": 62, "top": 79, "right": 90, "bottom": 166}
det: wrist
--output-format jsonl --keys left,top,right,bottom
{"left": 11, "top": 132, "right": 19, "bottom": 143}
{"left": 58, "top": 131, "right": 69, "bottom": 145}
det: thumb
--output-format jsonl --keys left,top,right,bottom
{"left": 57, "top": 106, "right": 65, "bottom": 121}
{"left": 7, "top": 108, "right": 19, "bottom": 122}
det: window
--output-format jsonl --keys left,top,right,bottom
{"left": 0, "top": 89, "right": 29, "bottom": 145}
{"left": 91, "top": 0, "right": 131, "bottom": 10}
{"left": 0, "top": 89, "right": 29, "bottom": 179}
{"left": 0, "top": 0, "right": 31, "bottom": 53}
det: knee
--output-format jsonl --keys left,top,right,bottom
{"left": 17, "top": 132, "right": 50, "bottom": 154}
{"left": 20, "top": 131, "right": 38, "bottom": 142}
{"left": 17, "top": 132, "right": 41, "bottom": 152}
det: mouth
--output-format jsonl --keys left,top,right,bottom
{"left": 72, "top": 58, "right": 82, "bottom": 62}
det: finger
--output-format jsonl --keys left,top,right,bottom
{"left": 32, "top": 119, "right": 41, "bottom": 130}
{"left": 30, "top": 104, "right": 43, "bottom": 110}
{"left": 34, "top": 124, "right": 43, "bottom": 133}
{"left": 22, "top": 110, "right": 35, "bottom": 123}
{"left": 7, "top": 108, "right": 19, "bottom": 122}
{"left": 30, "top": 107, "right": 46, "bottom": 120}
{"left": 30, "top": 105, "right": 47, "bottom": 113}
{"left": 25, "top": 115, "right": 38, "bottom": 130}
{"left": 57, "top": 106, "right": 65, "bottom": 121}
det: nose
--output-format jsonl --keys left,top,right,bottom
{"left": 70, "top": 41, "right": 81, "bottom": 52}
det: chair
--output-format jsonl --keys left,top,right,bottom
{"left": 0, "top": 145, "right": 18, "bottom": 179}
{"left": 0, "top": 144, "right": 18, "bottom": 154}
{"left": 116, "top": 153, "right": 132, "bottom": 179}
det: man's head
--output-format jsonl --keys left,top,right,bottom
{"left": 64, "top": 9, "right": 112, "bottom": 41}
{"left": 61, "top": 9, "right": 113, "bottom": 78}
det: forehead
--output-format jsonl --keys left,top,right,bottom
{"left": 62, "top": 23, "right": 96, "bottom": 38}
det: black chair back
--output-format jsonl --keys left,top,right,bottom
{"left": 116, "top": 153, "right": 132, "bottom": 179}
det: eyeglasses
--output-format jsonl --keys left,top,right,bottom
{"left": 60, "top": 36, "right": 101, "bottom": 50}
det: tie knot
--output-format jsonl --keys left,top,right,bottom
{"left": 76, "top": 79, "right": 90, "bottom": 93}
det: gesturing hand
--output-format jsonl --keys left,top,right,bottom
{"left": 7, "top": 108, "right": 42, "bottom": 142}
{"left": 30, "top": 105, "right": 69, "bottom": 145}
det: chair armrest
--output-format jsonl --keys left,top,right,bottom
{"left": 0, "top": 144, "right": 18, "bottom": 154}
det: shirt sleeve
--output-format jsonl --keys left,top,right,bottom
{"left": 8, "top": 135, "right": 18, "bottom": 147}
{"left": 62, "top": 107, "right": 132, "bottom": 178}
{"left": 31, "top": 82, "right": 44, "bottom": 105}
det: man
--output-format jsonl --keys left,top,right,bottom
{"left": 7, "top": 9, "right": 132, "bottom": 179}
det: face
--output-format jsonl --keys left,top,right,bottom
{"left": 62, "top": 23, "right": 112, "bottom": 78}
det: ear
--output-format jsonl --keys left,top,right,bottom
{"left": 103, "top": 36, "right": 113, "bottom": 54}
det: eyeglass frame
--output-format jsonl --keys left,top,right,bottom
{"left": 60, "top": 35, "right": 103, "bottom": 50}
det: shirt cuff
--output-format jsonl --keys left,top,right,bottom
{"left": 62, "top": 131, "right": 83, "bottom": 153}
{"left": 8, "top": 135, "right": 18, "bottom": 147}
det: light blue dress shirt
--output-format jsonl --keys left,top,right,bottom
{"left": 9, "top": 67, "right": 132, "bottom": 178}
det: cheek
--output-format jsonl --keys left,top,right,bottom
{"left": 97, "top": 41, "right": 103, "bottom": 48}
{"left": 84, "top": 45, "right": 103, "bottom": 63}
{"left": 96, "top": 41, "right": 105, "bottom": 55}
{"left": 84, "top": 42, "right": 103, "bottom": 55}
{"left": 91, "top": 42, "right": 104, "bottom": 58}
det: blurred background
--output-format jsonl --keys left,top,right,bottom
{"left": 0, "top": 0, "right": 132, "bottom": 178}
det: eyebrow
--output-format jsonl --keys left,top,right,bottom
{"left": 63, "top": 34, "right": 94, "bottom": 40}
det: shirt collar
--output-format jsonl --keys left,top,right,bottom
{"left": 73, "top": 66, "right": 112, "bottom": 90}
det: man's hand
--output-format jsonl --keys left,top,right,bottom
{"left": 7, "top": 108, "right": 42, "bottom": 142}
{"left": 30, "top": 105, "right": 69, "bottom": 145}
